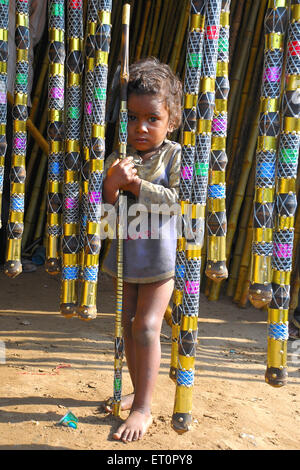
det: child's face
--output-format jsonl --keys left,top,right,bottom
{"left": 127, "top": 92, "right": 172, "bottom": 155}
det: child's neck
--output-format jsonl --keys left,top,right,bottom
{"left": 136, "top": 141, "right": 166, "bottom": 161}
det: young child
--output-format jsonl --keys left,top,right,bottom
{"left": 102, "top": 57, "right": 182, "bottom": 442}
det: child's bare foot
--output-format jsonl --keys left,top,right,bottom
{"left": 104, "top": 393, "right": 134, "bottom": 413}
{"left": 113, "top": 410, "right": 153, "bottom": 442}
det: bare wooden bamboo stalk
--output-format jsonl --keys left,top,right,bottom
{"left": 227, "top": 0, "right": 261, "bottom": 126}
{"left": 148, "top": 0, "right": 162, "bottom": 56}
{"left": 135, "top": 0, "right": 151, "bottom": 61}
{"left": 227, "top": 3, "right": 266, "bottom": 164}
{"left": 226, "top": 163, "right": 255, "bottom": 297}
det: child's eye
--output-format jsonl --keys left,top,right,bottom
{"left": 149, "top": 116, "right": 158, "bottom": 122}
{"left": 128, "top": 114, "right": 136, "bottom": 121}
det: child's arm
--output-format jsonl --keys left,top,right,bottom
{"left": 138, "top": 149, "right": 181, "bottom": 210}
{"left": 103, "top": 156, "right": 140, "bottom": 205}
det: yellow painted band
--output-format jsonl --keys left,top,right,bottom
{"left": 190, "top": 13, "right": 205, "bottom": 31}
{"left": 207, "top": 235, "right": 226, "bottom": 261}
{"left": 211, "top": 136, "right": 226, "bottom": 151}
{"left": 200, "top": 77, "right": 215, "bottom": 93}
{"left": 255, "top": 187, "right": 275, "bottom": 203}
{"left": 250, "top": 254, "right": 272, "bottom": 283}
{"left": 6, "top": 239, "right": 21, "bottom": 261}
{"left": 49, "top": 28, "right": 64, "bottom": 42}
{"left": 0, "top": 29, "right": 8, "bottom": 41}
{"left": 209, "top": 171, "right": 226, "bottom": 185}
{"left": 283, "top": 116, "right": 300, "bottom": 133}
{"left": 184, "top": 94, "right": 198, "bottom": 109}
{"left": 63, "top": 223, "right": 79, "bottom": 236}
{"left": 272, "top": 269, "right": 291, "bottom": 285}
{"left": 183, "top": 131, "right": 196, "bottom": 146}
{"left": 257, "top": 135, "right": 278, "bottom": 151}
{"left": 49, "top": 63, "right": 64, "bottom": 76}
{"left": 260, "top": 97, "right": 280, "bottom": 113}
{"left": 277, "top": 178, "right": 296, "bottom": 193}
{"left": 252, "top": 227, "right": 273, "bottom": 242}
{"left": 267, "top": 337, "right": 287, "bottom": 369}
{"left": 197, "top": 119, "right": 212, "bottom": 134}
{"left": 216, "top": 61, "right": 228, "bottom": 77}
{"left": 61, "top": 279, "right": 78, "bottom": 304}
{"left": 16, "top": 13, "right": 29, "bottom": 28}
{"left": 265, "top": 32, "right": 284, "bottom": 50}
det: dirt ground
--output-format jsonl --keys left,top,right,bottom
{"left": 0, "top": 265, "right": 300, "bottom": 452}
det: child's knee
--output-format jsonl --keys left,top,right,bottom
{"left": 132, "top": 317, "right": 158, "bottom": 347}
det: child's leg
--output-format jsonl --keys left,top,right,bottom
{"left": 105, "top": 280, "right": 138, "bottom": 412}
{"left": 113, "top": 277, "right": 174, "bottom": 442}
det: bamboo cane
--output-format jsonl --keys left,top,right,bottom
{"left": 228, "top": 0, "right": 246, "bottom": 68}
{"left": 170, "top": 0, "right": 190, "bottom": 72}
{"left": 45, "top": 0, "right": 65, "bottom": 276}
{"left": 148, "top": 0, "right": 162, "bottom": 57}
{"left": 227, "top": 1, "right": 267, "bottom": 169}
{"left": 5, "top": 0, "right": 30, "bottom": 278}
{"left": 227, "top": 163, "right": 255, "bottom": 297}
{"left": 205, "top": 0, "right": 231, "bottom": 283}
{"left": 249, "top": 0, "right": 289, "bottom": 309}
{"left": 151, "top": 0, "right": 170, "bottom": 58}
{"left": 112, "top": 2, "right": 130, "bottom": 418}
{"left": 78, "top": 0, "right": 112, "bottom": 320}
{"left": 227, "top": 0, "right": 261, "bottom": 126}
{"left": 79, "top": 0, "right": 98, "bottom": 272}
{"left": 60, "top": 0, "right": 84, "bottom": 317}
{"left": 233, "top": 206, "right": 253, "bottom": 303}
{"left": 135, "top": 0, "right": 151, "bottom": 61}
{"left": 172, "top": 0, "right": 222, "bottom": 435}
{"left": 265, "top": 0, "right": 300, "bottom": 388}
{"left": 170, "top": 0, "right": 206, "bottom": 385}
{"left": 0, "top": 0, "right": 9, "bottom": 229}
{"left": 141, "top": 0, "right": 155, "bottom": 58}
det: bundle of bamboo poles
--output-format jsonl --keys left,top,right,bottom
{"left": 1, "top": 0, "right": 299, "bottom": 314}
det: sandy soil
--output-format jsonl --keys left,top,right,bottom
{"left": 0, "top": 265, "right": 300, "bottom": 452}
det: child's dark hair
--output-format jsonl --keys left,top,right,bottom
{"left": 128, "top": 57, "right": 182, "bottom": 131}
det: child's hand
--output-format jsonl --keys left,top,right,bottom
{"left": 103, "top": 157, "right": 141, "bottom": 204}
{"left": 107, "top": 157, "right": 138, "bottom": 189}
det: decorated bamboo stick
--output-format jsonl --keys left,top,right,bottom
{"left": 170, "top": 0, "right": 206, "bottom": 384}
{"left": 265, "top": 0, "right": 300, "bottom": 387}
{"left": 0, "top": 0, "right": 9, "bottom": 229}
{"left": 60, "top": 0, "right": 84, "bottom": 317}
{"left": 205, "top": 0, "right": 230, "bottom": 282}
{"left": 172, "top": 0, "right": 223, "bottom": 435}
{"left": 45, "top": 0, "right": 65, "bottom": 276}
{"left": 112, "top": 2, "right": 130, "bottom": 418}
{"left": 79, "top": 0, "right": 98, "bottom": 271}
{"left": 249, "top": 0, "right": 288, "bottom": 309}
{"left": 78, "top": 0, "right": 112, "bottom": 320}
{"left": 5, "top": 0, "right": 30, "bottom": 278}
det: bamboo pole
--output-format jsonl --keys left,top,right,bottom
{"left": 228, "top": 0, "right": 245, "bottom": 68}
{"left": 148, "top": 0, "right": 162, "bottom": 56}
{"left": 169, "top": 0, "right": 190, "bottom": 72}
{"left": 141, "top": 0, "right": 155, "bottom": 58}
{"left": 7, "top": 92, "right": 48, "bottom": 155}
{"left": 227, "top": 2, "right": 266, "bottom": 165}
{"left": 135, "top": 0, "right": 151, "bottom": 61}
{"left": 227, "top": 0, "right": 261, "bottom": 126}
{"left": 208, "top": 107, "right": 260, "bottom": 301}
{"left": 152, "top": 0, "right": 170, "bottom": 57}
{"left": 29, "top": 54, "right": 49, "bottom": 123}
{"left": 226, "top": 162, "right": 255, "bottom": 297}
{"left": 233, "top": 206, "right": 253, "bottom": 304}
